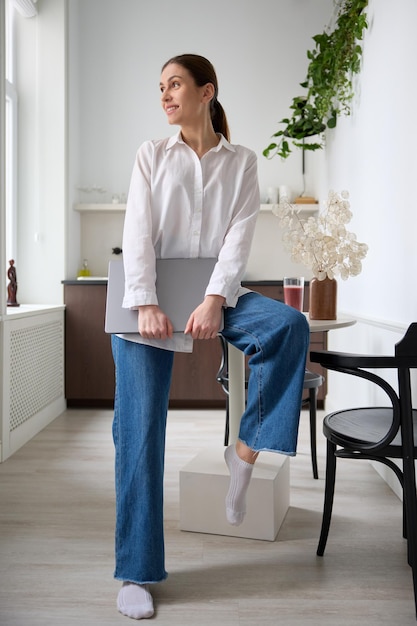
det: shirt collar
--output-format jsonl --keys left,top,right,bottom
{"left": 166, "top": 131, "right": 236, "bottom": 153}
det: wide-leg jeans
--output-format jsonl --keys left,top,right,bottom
{"left": 111, "top": 292, "right": 310, "bottom": 584}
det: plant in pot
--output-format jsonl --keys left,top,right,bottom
{"left": 274, "top": 190, "right": 368, "bottom": 319}
{"left": 263, "top": 0, "right": 368, "bottom": 161}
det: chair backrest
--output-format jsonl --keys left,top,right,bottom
{"left": 312, "top": 322, "right": 417, "bottom": 453}
{"left": 395, "top": 323, "right": 417, "bottom": 457}
{"left": 396, "top": 323, "right": 417, "bottom": 357}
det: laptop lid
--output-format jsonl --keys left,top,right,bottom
{"left": 105, "top": 258, "right": 218, "bottom": 334}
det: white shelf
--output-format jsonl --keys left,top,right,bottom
{"left": 260, "top": 203, "right": 319, "bottom": 213}
{"left": 74, "top": 203, "right": 126, "bottom": 212}
{"left": 74, "top": 202, "right": 318, "bottom": 214}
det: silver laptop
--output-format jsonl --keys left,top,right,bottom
{"left": 105, "top": 258, "right": 218, "bottom": 334}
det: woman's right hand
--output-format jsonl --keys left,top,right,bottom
{"left": 138, "top": 305, "right": 174, "bottom": 339}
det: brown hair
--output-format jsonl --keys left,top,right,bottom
{"left": 162, "top": 54, "right": 230, "bottom": 141}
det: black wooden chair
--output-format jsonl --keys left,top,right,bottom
{"left": 310, "top": 322, "right": 417, "bottom": 619}
{"left": 216, "top": 334, "right": 324, "bottom": 479}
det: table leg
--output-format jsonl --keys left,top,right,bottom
{"left": 227, "top": 343, "right": 246, "bottom": 443}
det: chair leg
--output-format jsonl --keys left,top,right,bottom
{"left": 309, "top": 387, "right": 319, "bottom": 479}
{"left": 403, "top": 472, "right": 417, "bottom": 619}
{"left": 224, "top": 395, "right": 230, "bottom": 446}
{"left": 317, "top": 439, "right": 337, "bottom": 556}
{"left": 397, "top": 371, "right": 417, "bottom": 618}
{"left": 402, "top": 446, "right": 417, "bottom": 616}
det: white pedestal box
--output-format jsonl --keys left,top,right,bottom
{"left": 179, "top": 446, "right": 290, "bottom": 541}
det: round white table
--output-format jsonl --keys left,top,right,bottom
{"left": 227, "top": 314, "right": 356, "bottom": 443}
{"left": 304, "top": 313, "right": 357, "bottom": 333}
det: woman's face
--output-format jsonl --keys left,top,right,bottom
{"left": 159, "top": 63, "right": 213, "bottom": 127}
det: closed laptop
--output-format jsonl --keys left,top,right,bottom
{"left": 105, "top": 258, "right": 218, "bottom": 334}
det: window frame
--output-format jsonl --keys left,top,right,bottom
{"left": 5, "top": 0, "right": 18, "bottom": 264}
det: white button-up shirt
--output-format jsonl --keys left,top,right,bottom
{"left": 120, "top": 132, "right": 260, "bottom": 352}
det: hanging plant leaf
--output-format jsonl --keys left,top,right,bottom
{"left": 327, "top": 116, "right": 337, "bottom": 129}
{"left": 263, "top": 0, "right": 368, "bottom": 161}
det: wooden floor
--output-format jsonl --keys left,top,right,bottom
{"left": 0, "top": 407, "right": 416, "bottom": 625}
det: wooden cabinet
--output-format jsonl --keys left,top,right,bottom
{"left": 170, "top": 339, "right": 224, "bottom": 408}
{"left": 64, "top": 283, "right": 115, "bottom": 406}
{"left": 63, "top": 282, "right": 224, "bottom": 408}
{"left": 63, "top": 281, "right": 327, "bottom": 408}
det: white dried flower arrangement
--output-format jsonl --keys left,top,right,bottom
{"left": 274, "top": 190, "right": 368, "bottom": 280}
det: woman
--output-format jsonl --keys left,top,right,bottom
{"left": 112, "top": 53, "right": 309, "bottom": 620}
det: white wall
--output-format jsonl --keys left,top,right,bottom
{"left": 67, "top": 0, "right": 332, "bottom": 278}
{"left": 320, "top": 0, "right": 417, "bottom": 416}
{"left": 70, "top": 0, "right": 332, "bottom": 203}
{"left": 324, "top": 0, "right": 417, "bottom": 327}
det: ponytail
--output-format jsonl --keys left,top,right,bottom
{"left": 211, "top": 99, "right": 230, "bottom": 142}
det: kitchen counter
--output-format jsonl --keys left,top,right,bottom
{"left": 62, "top": 279, "right": 310, "bottom": 286}
{"left": 62, "top": 278, "right": 107, "bottom": 285}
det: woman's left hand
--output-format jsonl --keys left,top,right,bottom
{"left": 184, "top": 295, "right": 225, "bottom": 340}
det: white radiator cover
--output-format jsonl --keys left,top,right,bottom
{"left": 1, "top": 307, "right": 66, "bottom": 461}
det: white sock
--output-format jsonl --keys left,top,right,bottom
{"left": 117, "top": 582, "right": 154, "bottom": 620}
{"left": 224, "top": 444, "right": 254, "bottom": 526}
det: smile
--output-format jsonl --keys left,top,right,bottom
{"left": 166, "top": 106, "right": 179, "bottom": 114}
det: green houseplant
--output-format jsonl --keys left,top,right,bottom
{"left": 264, "top": 0, "right": 368, "bottom": 160}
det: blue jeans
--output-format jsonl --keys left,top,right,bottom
{"left": 111, "top": 292, "right": 309, "bottom": 584}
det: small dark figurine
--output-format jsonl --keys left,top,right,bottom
{"left": 7, "top": 259, "right": 19, "bottom": 307}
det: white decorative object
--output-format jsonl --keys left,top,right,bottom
{"left": 180, "top": 447, "right": 290, "bottom": 541}
{"left": 266, "top": 186, "right": 278, "bottom": 204}
{"left": 279, "top": 184, "right": 291, "bottom": 203}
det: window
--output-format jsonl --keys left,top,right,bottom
{"left": 5, "top": 0, "right": 18, "bottom": 264}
